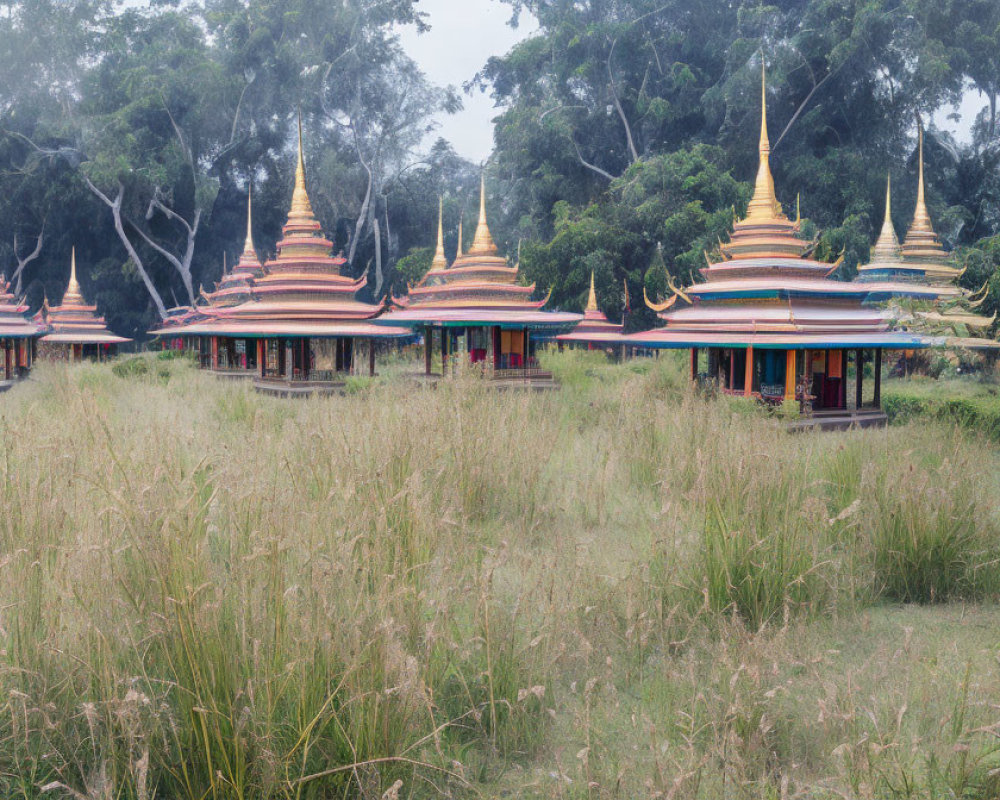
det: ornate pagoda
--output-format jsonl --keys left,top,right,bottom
{"left": 38, "top": 248, "right": 131, "bottom": 361}
{"left": 0, "top": 273, "right": 40, "bottom": 390}
{"left": 556, "top": 271, "right": 624, "bottom": 353}
{"left": 154, "top": 117, "right": 411, "bottom": 395}
{"left": 856, "top": 132, "right": 996, "bottom": 347}
{"left": 623, "top": 64, "right": 937, "bottom": 427}
{"left": 377, "top": 179, "right": 580, "bottom": 385}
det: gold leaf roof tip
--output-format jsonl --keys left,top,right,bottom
{"left": 243, "top": 185, "right": 256, "bottom": 257}
{"left": 431, "top": 197, "right": 447, "bottom": 270}
{"left": 468, "top": 174, "right": 498, "bottom": 256}
{"left": 743, "top": 59, "right": 787, "bottom": 224}
{"left": 901, "top": 121, "right": 949, "bottom": 263}
{"left": 288, "top": 109, "right": 315, "bottom": 222}
{"left": 586, "top": 270, "right": 598, "bottom": 312}
{"left": 64, "top": 247, "right": 84, "bottom": 305}
{"left": 871, "top": 173, "right": 901, "bottom": 263}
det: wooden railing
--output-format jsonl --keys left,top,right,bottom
{"left": 491, "top": 367, "right": 553, "bottom": 380}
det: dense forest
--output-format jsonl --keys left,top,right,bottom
{"left": 1, "top": 0, "right": 999, "bottom": 338}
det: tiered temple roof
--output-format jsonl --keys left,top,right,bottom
{"left": 159, "top": 118, "right": 409, "bottom": 341}
{"left": 201, "top": 189, "right": 264, "bottom": 309}
{"left": 855, "top": 135, "right": 995, "bottom": 339}
{"left": 379, "top": 179, "right": 580, "bottom": 331}
{"left": 624, "top": 64, "right": 933, "bottom": 352}
{"left": 857, "top": 129, "right": 964, "bottom": 288}
{"left": 557, "top": 271, "right": 624, "bottom": 344}
{"left": 0, "top": 274, "right": 41, "bottom": 340}
{"left": 40, "top": 249, "right": 131, "bottom": 346}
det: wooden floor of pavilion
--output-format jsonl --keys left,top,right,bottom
{"left": 252, "top": 377, "right": 346, "bottom": 397}
{"left": 786, "top": 407, "right": 888, "bottom": 432}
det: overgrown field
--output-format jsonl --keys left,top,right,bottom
{"left": 1, "top": 352, "right": 999, "bottom": 799}
{"left": 884, "top": 376, "right": 1000, "bottom": 440}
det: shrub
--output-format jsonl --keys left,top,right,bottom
{"left": 695, "top": 499, "right": 827, "bottom": 630}
{"left": 112, "top": 356, "right": 150, "bottom": 379}
{"left": 862, "top": 470, "right": 1000, "bottom": 603}
{"left": 883, "top": 384, "right": 1000, "bottom": 440}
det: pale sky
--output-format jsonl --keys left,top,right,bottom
{"left": 398, "top": 0, "right": 539, "bottom": 163}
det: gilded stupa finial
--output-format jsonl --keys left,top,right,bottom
{"left": 288, "top": 109, "right": 315, "bottom": 222}
{"left": 456, "top": 214, "right": 463, "bottom": 258}
{"left": 243, "top": 185, "right": 256, "bottom": 257}
{"left": 469, "top": 173, "right": 498, "bottom": 255}
{"left": 64, "top": 247, "right": 83, "bottom": 305}
{"left": 431, "top": 197, "right": 447, "bottom": 270}
{"left": 743, "top": 59, "right": 787, "bottom": 223}
{"left": 907, "top": 121, "right": 934, "bottom": 238}
{"left": 586, "top": 270, "right": 598, "bottom": 312}
{"left": 871, "top": 173, "right": 901, "bottom": 263}
{"left": 900, "top": 120, "right": 950, "bottom": 267}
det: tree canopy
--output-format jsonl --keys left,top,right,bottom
{"left": 0, "top": 0, "right": 998, "bottom": 337}
{"left": 479, "top": 0, "right": 1000, "bottom": 321}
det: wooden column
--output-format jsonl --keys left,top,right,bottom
{"left": 211, "top": 337, "right": 219, "bottom": 370}
{"left": 728, "top": 350, "right": 735, "bottom": 391}
{"left": 369, "top": 340, "right": 376, "bottom": 376}
{"left": 424, "top": 326, "right": 432, "bottom": 376}
{"left": 839, "top": 352, "right": 847, "bottom": 409}
{"left": 523, "top": 328, "right": 529, "bottom": 372}
{"left": 874, "top": 348, "right": 882, "bottom": 408}
{"left": 690, "top": 347, "right": 698, "bottom": 381}
{"left": 440, "top": 327, "right": 448, "bottom": 375}
{"left": 855, "top": 349, "right": 863, "bottom": 409}
{"left": 784, "top": 349, "right": 797, "bottom": 403}
{"left": 744, "top": 346, "right": 754, "bottom": 398}
{"left": 257, "top": 340, "right": 265, "bottom": 377}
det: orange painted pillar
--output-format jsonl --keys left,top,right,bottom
{"left": 744, "top": 346, "right": 754, "bottom": 397}
{"left": 784, "top": 349, "right": 797, "bottom": 403}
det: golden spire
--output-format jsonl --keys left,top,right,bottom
{"left": 243, "top": 185, "right": 256, "bottom": 257}
{"left": 871, "top": 173, "right": 901, "bottom": 262}
{"left": 64, "top": 247, "right": 84, "bottom": 305}
{"left": 431, "top": 197, "right": 447, "bottom": 270}
{"left": 469, "top": 173, "right": 498, "bottom": 255}
{"left": 456, "top": 214, "right": 463, "bottom": 258}
{"left": 586, "top": 270, "right": 598, "bottom": 312}
{"left": 743, "top": 59, "right": 787, "bottom": 223}
{"left": 907, "top": 122, "right": 934, "bottom": 237}
{"left": 288, "top": 109, "right": 314, "bottom": 221}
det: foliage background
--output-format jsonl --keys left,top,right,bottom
{"left": 0, "top": 0, "right": 998, "bottom": 336}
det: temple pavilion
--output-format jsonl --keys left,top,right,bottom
{"left": 38, "top": 248, "right": 131, "bottom": 361}
{"left": 856, "top": 130, "right": 997, "bottom": 347}
{"left": 154, "top": 119, "right": 411, "bottom": 395}
{"left": 623, "top": 65, "right": 937, "bottom": 427}
{"left": 0, "top": 274, "right": 40, "bottom": 390}
{"left": 556, "top": 271, "right": 624, "bottom": 352}
{"left": 377, "top": 180, "right": 580, "bottom": 385}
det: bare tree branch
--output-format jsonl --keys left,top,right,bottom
{"left": 608, "top": 38, "right": 639, "bottom": 164}
{"left": 11, "top": 225, "right": 44, "bottom": 295}
{"left": 572, "top": 138, "right": 617, "bottom": 181}
{"left": 346, "top": 119, "right": 374, "bottom": 267}
{"left": 82, "top": 175, "right": 169, "bottom": 319}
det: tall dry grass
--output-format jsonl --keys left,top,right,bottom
{"left": 0, "top": 350, "right": 997, "bottom": 798}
